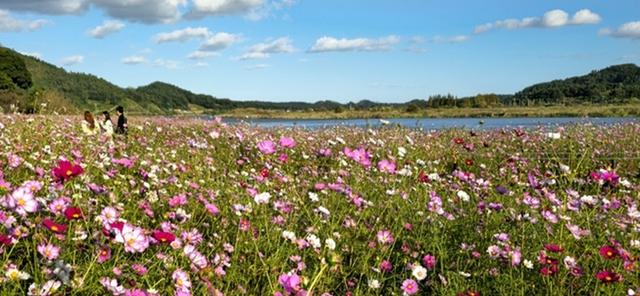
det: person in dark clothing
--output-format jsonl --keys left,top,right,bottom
{"left": 115, "top": 106, "right": 128, "bottom": 135}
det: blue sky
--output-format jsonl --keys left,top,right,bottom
{"left": 0, "top": 0, "right": 638, "bottom": 103}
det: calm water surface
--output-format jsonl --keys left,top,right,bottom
{"left": 222, "top": 117, "right": 638, "bottom": 130}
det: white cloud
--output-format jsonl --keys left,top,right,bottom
{"left": 199, "top": 32, "right": 241, "bottom": 51}
{"left": 189, "top": 0, "right": 264, "bottom": 18}
{"left": 0, "top": 0, "right": 89, "bottom": 15}
{"left": 238, "top": 37, "right": 294, "bottom": 60}
{"left": 90, "top": 0, "right": 186, "bottom": 24}
{"left": 600, "top": 21, "right": 640, "bottom": 40}
{"left": 153, "top": 58, "right": 180, "bottom": 69}
{"left": 0, "top": 0, "right": 185, "bottom": 23}
{"left": 245, "top": 63, "right": 269, "bottom": 70}
{"left": 475, "top": 9, "right": 601, "bottom": 34}
{"left": 154, "top": 27, "right": 211, "bottom": 43}
{"left": 61, "top": 55, "right": 84, "bottom": 66}
{"left": 194, "top": 62, "right": 209, "bottom": 67}
{"left": 0, "top": 9, "right": 48, "bottom": 32}
{"left": 122, "top": 55, "right": 147, "bottom": 65}
{"left": 432, "top": 35, "right": 470, "bottom": 43}
{"left": 571, "top": 9, "right": 601, "bottom": 25}
{"left": 309, "top": 36, "right": 400, "bottom": 53}
{"left": 188, "top": 50, "right": 218, "bottom": 59}
{"left": 88, "top": 20, "right": 124, "bottom": 38}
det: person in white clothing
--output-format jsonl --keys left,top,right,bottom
{"left": 99, "top": 111, "right": 114, "bottom": 140}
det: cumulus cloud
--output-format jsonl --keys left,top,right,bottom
{"left": 599, "top": 21, "right": 640, "bottom": 40}
{"left": 188, "top": 0, "right": 263, "bottom": 18}
{"left": 88, "top": 20, "right": 124, "bottom": 38}
{"left": 475, "top": 9, "right": 601, "bottom": 34}
{"left": 238, "top": 37, "right": 294, "bottom": 60}
{"left": 61, "top": 55, "right": 84, "bottom": 66}
{"left": 154, "top": 27, "right": 211, "bottom": 43}
{"left": 199, "top": 32, "right": 241, "bottom": 51}
{"left": 188, "top": 50, "right": 218, "bottom": 59}
{"left": 309, "top": 36, "right": 400, "bottom": 53}
{"left": 122, "top": 55, "right": 147, "bottom": 65}
{"left": 0, "top": 0, "right": 185, "bottom": 23}
{"left": 0, "top": 10, "right": 48, "bottom": 32}
{"left": 0, "top": 0, "right": 88, "bottom": 15}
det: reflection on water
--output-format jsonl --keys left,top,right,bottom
{"left": 220, "top": 117, "right": 638, "bottom": 130}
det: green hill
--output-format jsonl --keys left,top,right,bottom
{"left": 514, "top": 64, "right": 640, "bottom": 105}
{"left": 1, "top": 45, "right": 639, "bottom": 115}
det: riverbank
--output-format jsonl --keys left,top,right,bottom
{"left": 217, "top": 103, "right": 640, "bottom": 119}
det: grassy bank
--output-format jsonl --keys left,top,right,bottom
{"left": 217, "top": 104, "right": 640, "bottom": 119}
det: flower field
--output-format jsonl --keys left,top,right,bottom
{"left": 0, "top": 115, "right": 639, "bottom": 295}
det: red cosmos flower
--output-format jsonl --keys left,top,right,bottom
{"left": 457, "top": 290, "right": 481, "bottom": 296}
{"left": 465, "top": 159, "right": 474, "bottom": 166}
{"left": 417, "top": 171, "right": 429, "bottom": 183}
{"left": 102, "top": 221, "right": 125, "bottom": 237}
{"left": 63, "top": 207, "right": 83, "bottom": 220}
{"left": 453, "top": 138, "right": 465, "bottom": 145}
{"left": 152, "top": 230, "right": 176, "bottom": 244}
{"left": 544, "top": 244, "right": 564, "bottom": 253}
{"left": 595, "top": 270, "right": 622, "bottom": 284}
{"left": 540, "top": 265, "right": 558, "bottom": 276}
{"left": 43, "top": 218, "right": 67, "bottom": 234}
{"left": 0, "top": 234, "right": 12, "bottom": 245}
{"left": 599, "top": 245, "right": 618, "bottom": 260}
{"left": 52, "top": 160, "right": 83, "bottom": 182}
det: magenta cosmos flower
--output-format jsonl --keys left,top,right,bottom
{"left": 401, "top": 279, "right": 419, "bottom": 295}
{"left": 257, "top": 140, "right": 277, "bottom": 154}
{"left": 279, "top": 136, "right": 296, "bottom": 149}
{"left": 52, "top": 160, "right": 83, "bottom": 182}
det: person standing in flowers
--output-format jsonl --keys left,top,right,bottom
{"left": 81, "top": 111, "right": 98, "bottom": 135}
{"left": 115, "top": 106, "right": 128, "bottom": 136}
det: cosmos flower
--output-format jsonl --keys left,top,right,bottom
{"left": 63, "top": 207, "right": 83, "bottom": 220}
{"left": 52, "top": 160, "right": 83, "bottom": 182}
{"left": 37, "top": 243, "right": 61, "bottom": 261}
{"left": 401, "top": 279, "right": 419, "bottom": 295}
{"left": 152, "top": 230, "right": 176, "bottom": 244}
{"left": 43, "top": 218, "right": 67, "bottom": 234}
{"left": 376, "top": 230, "right": 394, "bottom": 245}
{"left": 114, "top": 224, "right": 149, "bottom": 253}
{"left": 279, "top": 136, "right": 296, "bottom": 149}
{"left": 595, "top": 270, "right": 622, "bottom": 284}
{"left": 257, "top": 140, "right": 277, "bottom": 154}
{"left": 599, "top": 246, "right": 618, "bottom": 260}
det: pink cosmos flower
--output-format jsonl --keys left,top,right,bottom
{"left": 172, "top": 269, "right": 192, "bottom": 293}
{"left": 401, "top": 279, "right": 419, "bottom": 295}
{"left": 376, "top": 230, "right": 394, "bottom": 245}
{"left": 279, "top": 136, "right": 296, "bottom": 149}
{"left": 8, "top": 154, "right": 22, "bottom": 168}
{"left": 48, "top": 197, "right": 71, "bottom": 216}
{"left": 169, "top": 194, "right": 188, "bottom": 208}
{"left": 10, "top": 187, "right": 38, "bottom": 216}
{"left": 98, "top": 247, "right": 111, "bottom": 263}
{"left": 183, "top": 245, "right": 208, "bottom": 269}
{"left": 257, "top": 140, "right": 277, "bottom": 154}
{"left": 114, "top": 224, "right": 149, "bottom": 253}
{"left": 99, "top": 207, "right": 120, "bottom": 226}
{"left": 37, "top": 243, "right": 60, "bottom": 261}
{"left": 278, "top": 272, "right": 302, "bottom": 295}
{"left": 377, "top": 159, "right": 397, "bottom": 174}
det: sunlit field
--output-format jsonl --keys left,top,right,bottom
{"left": 0, "top": 115, "right": 639, "bottom": 295}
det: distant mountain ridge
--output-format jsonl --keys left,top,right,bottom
{"left": 0, "top": 46, "right": 639, "bottom": 114}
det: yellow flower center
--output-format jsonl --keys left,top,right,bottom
{"left": 17, "top": 198, "right": 26, "bottom": 206}
{"left": 66, "top": 170, "right": 72, "bottom": 176}
{"left": 51, "top": 225, "right": 58, "bottom": 232}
